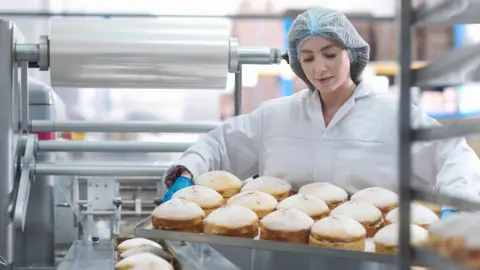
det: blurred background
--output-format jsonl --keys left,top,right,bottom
{"left": 5, "top": 0, "right": 480, "bottom": 160}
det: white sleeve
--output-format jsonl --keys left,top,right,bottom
{"left": 174, "top": 107, "right": 263, "bottom": 180}
{"left": 411, "top": 104, "right": 480, "bottom": 203}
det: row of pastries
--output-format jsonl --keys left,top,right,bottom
{"left": 152, "top": 171, "right": 444, "bottom": 254}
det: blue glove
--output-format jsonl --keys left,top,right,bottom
{"left": 162, "top": 176, "right": 194, "bottom": 203}
{"left": 440, "top": 209, "right": 457, "bottom": 218}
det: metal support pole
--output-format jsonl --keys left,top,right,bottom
{"left": 34, "top": 163, "right": 167, "bottom": 176}
{"left": 30, "top": 120, "right": 218, "bottom": 133}
{"left": 0, "top": 19, "right": 15, "bottom": 270}
{"left": 37, "top": 141, "right": 191, "bottom": 153}
{"left": 20, "top": 62, "right": 29, "bottom": 134}
{"left": 397, "top": 0, "right": 414, "bottom": 269}
{"left": 234, "top": 66, "right": 243, "bottom": 116}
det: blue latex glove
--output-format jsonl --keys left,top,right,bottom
{"left": 162, "top": 176, "right": 194, "bottom": 203}
{"left": 440, "top": 209, "right": 457, "bottom": 218}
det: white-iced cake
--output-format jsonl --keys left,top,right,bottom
{"left": 276, "top": 193, "right": 330, "bottom": 220}
{"left": 241, "top": 176, "right": 292, "bottom": 201}
{"left": 298, "top": 182, "right": 348, "bottom": 209}
{"left": 227, "top": 190, "right": 278, "bottom": 218}
{"left": 203, "top": 204, "right": 259, "bottom": 238}
{"left": 260, "top": 208, "right": 314, "bottom": 244}
{"left": 195, "top": 170, "right": 242, "bottom": 199}
{"left": 173, "top": 185, "right": 224, "bottom": 215}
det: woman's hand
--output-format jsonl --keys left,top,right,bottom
{"left": 440, "top": 209, "right": 457, "bottom": 218}
{"left": 164, "top": 165, "right": 193, "bottom": 189}
{"left": 162, "top": 165, "right": 194, "bottom": 203}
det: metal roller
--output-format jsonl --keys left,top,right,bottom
{"left": 35, "top": 163, "right": 167, "bottom": 176}
{"left": 37, "top": 141, "right": 191, "bottom": 153}
{"left": 48, "top": 18, "right": 231, "bottom": 89}
{"left": 15, "top": 19, "right": 282, "bottom": 91}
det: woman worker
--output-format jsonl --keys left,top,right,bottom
{"left": 162, "top": 7, "right": 480, "bottom": 270}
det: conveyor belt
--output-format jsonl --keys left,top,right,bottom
{"left": 56, "top": 240, "right": 115, "bottom": 270}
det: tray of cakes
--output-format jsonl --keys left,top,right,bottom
{"left": 134, "top": 171, "right": 442, "bottom": 265}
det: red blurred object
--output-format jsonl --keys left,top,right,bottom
{"left": 30, "top": 131, "right": 56, "bottom": 141}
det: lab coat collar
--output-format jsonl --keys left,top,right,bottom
{"left": 353, "top": 77, "right": 377, "bottom": 100}
{"left": 304, "top": 77, "right": 378, "bottom": 131}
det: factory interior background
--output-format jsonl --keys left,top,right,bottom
{"left": 6, "top": 0, "right": 480, "bottom": 158}
{"left": 4, "top": 0, "right": 480, "bottom": 250}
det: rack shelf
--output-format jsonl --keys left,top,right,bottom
{"left": 411, "top": 187, "right": 480, "bottom": 211}
{"left": 414, "top": 43, "right": 480, "bottom": 87}
{"left": 134, "top": 219, "right": 396, "bottom": 264}
{"left": 413, "top": 0, "right": 479, "bottom": 26}
{"left": 414, "top": 247, "right": 470, "bottom": 270}
{"left": 412, "top": 118, "right": 480, "bottom": 141}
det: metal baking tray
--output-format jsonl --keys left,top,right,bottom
{"left": 56, "top": 239, "right": 115, "bottom": 270}
{"left": 134, "top": 217, "right": 397, "bottom": 264}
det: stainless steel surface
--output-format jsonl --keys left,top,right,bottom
{"left": 83, "top": 210, "right": 150, "bottom": 216}
{"left": 78, "top": 200, "right": 156, "bottom": 207}
{"left": 37, "top": 141, "right": 191, "bottom": 153}
{"left": 13, "top": 135, "right": 36, "bottom": 231}
{"left": 412, "top": 118, "right": 480, "bottom": 141}
{"left": 414, "top": 43, "right": 480, "bottom": 87}
{"left": 86, "top": 177, "right": 116, "bottom": 212}
{"left": 14, "top": 266, "right": 57, "bottom": 270}
{"left": 414, "top": 247, "right": 469, "bottom": 270}
{"left": 30, "top": 120, "right": 218, "bottom": 133}
{"left": 411, "top": 187, "right": 480, "bottom": 211}
{"left": 38, "top": 36, "right": 49, "bottom": 71}
{"left": 397, "top": 0, "right": 414, "bottom": 269}
{"left": 234, "top": 67, "right": 242, "bottom": 116}
{"left": 238, "top": 47, "right": 282, "bottom": 65}
{"left": 14, "top": 44, "right": 39, "bottom": 62}
{"left": 134, "top": 220, "right": 395, "bottom": 264}
{"left": 55, "top": 240, "right": 115, "bottom": 270}
{"left": 0, "top": 19, "right": 16, "bottom": 270}
{"left": 166, "top": 241, "right": 242, "bottom": 270}
{"left": 413, "top": 0, "right": 472, "bottom": 26}
{"left": 15, "top": 80, "right": 57, "bottom": 267}
{"left": 35, "top": 163, "right": 167, "bottom": 176}
{"left": 48, "top": 18, "right": 230, "bottom": 89}
{"left": 20, "top": 62, "right": 28, "bottom": 133}
{"left": 228, "top": 39, "right": 239, "bottom": 73}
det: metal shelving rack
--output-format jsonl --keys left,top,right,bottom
{"left": 397, "top": 0, "right": 480, "bottom": 270}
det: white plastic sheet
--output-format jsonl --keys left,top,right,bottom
{"left": 49, "top": 18, "right": 230, "bottom": 90}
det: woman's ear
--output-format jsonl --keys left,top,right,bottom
{"left": 346, "top": 49, "right": 353, "bottom": 63}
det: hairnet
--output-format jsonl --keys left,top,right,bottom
{"left": 287, "top": 7, "right": 370, "bottom": 90}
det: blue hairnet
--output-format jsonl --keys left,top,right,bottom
{"left": 288, "top": 7, "right": 370, "bottom": 90}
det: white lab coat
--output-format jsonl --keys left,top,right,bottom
{"left": 176, "top": 77, "right": 480, "bottom": 202}
{"left": 171, "top": 77, "right": 480, "bottom": 270}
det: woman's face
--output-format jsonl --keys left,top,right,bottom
{"left": 298, "top": 35, "right": 352, "bottom": 94}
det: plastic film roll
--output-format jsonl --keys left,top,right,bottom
{"left": 49, "top": 18, "right": 231, "bottom": 89}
